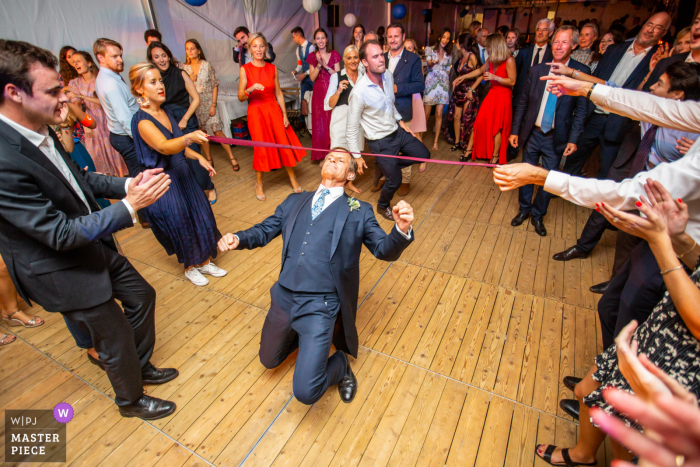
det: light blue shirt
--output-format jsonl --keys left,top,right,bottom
{"left": 95, "top": 67, "right": 139, "bottom": 137}
{"left": 643, "top": 120, "right": 699, "bottom": 169}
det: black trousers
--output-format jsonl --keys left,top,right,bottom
{"left": 259, "top": 283, "right": 345, "bottom": 405}
{"left": 518, "top": 129, "right": 561, "bottom": 221}
{"left": 366, "top": 128, "right": 431, "bottom": 210}
{"left": 109, "top": 132, "right": 143, "bottom": 177}
{"left": 61, "top": 244, "right": 156, "bottom": 406}
{"left": 562, "top": 113, "right": 622, "bottom": 178}
{"left": 597, "top": 241, "right": 665, "bottom": 350}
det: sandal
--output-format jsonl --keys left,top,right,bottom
{"left": 460, "top": 148, "right": 473, "bottom": 162}
{"left": 1, "top": 333, "right": 16, "bottom": 345}
{"left": 2, "top": 310, "right": 44, "bottom": 328}
{"left": 230, "top": 158, "right": 240, "bottom": 172}
{"left": 450, "top": 142, "right": 464, "bottom": 152}
{"left": 255, "top": 183, "right": 266, "bottom": 201}
{"left": 289, "top": 176, "right": 302, "bottom": 194}
{"left": 535, "top": 445, "right": 597, "bottom": 466}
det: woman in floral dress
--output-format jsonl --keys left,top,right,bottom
{"left": 68, "top": 51, "right": 128, "bottom": 176}
{"left": 423, "top": 28, "right": 452, "bottom": 151}
{"left": 182, "top": 39, "right": 239, "bottom": 171}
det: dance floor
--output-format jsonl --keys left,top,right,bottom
{"left": 1, "top": 130, "right": 620, "bottom": 466}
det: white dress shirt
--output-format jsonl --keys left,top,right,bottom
{"left": 0, "top": 112, "right": 136, "bottom": 222}
{"left": 388, "top": 47, "right": 404, "bottom": 73}
{"left": 95, "top": 67, "right": 139, "bottom": 137}
{"left": 346, "top": 72, "right": 403, "bottom": 157}
{"left": 535, "top": 59, "right": 570, "bottom": 129}
{"left": 596, "top": 41, "right": 652, "bottom": 114}
{"left": 531, "top": 44, "right": 548, "bottom": 66}
{"left": 294, "top": 40, "right": 316, "bottom": 73}
{"left": 543, "top": 84, "right": 700, "bottom": 242}
{"left": 686, "top": 53, "right": 697, "bottom": 63}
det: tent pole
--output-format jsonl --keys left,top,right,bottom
{"left": 141, "top": 0, "right": 158, "bottom": 29}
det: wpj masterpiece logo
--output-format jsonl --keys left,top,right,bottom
{"left": 4, "top": 404, "right": 71, "bottom": 463}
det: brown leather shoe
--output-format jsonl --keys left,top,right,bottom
{"left": 370, "top": 179, "right": 385, "bottom": 192}
{"left": 397, "top": 183, "right": 411, "bottom": 196}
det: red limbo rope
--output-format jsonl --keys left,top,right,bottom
{"left": 208, "top": 136, "right": 498, "bottom": 168}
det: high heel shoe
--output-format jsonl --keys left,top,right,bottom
{"left": 460, "top": 148, "right": 472, "bottom": 162}
{"left": 230, "top": 158, "right": 240, "bottom": 172}
{"left": 209, "top": 188, "right": 217, "bottom": 205}
{"left": 2, "top": 310, "right": 44, "bottom": 328}
{"left": 450, "top": 142, "right": 464, "bottom": 152}
{"left": 255, "top": 183, "right": 266, "bottom": 201}
{"left": 289, "top": 176, "right": 302, "bottom": 194}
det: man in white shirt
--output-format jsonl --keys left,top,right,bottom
{"left": 347, "top": 41, "right": 431, "bottom": 220}
{"left": 291, "top": 27, "right": 315, "bottom": 127}
{"left": 0, "top": 39, "right": 177, "bottom": 421}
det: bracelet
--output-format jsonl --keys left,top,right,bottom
{"left": 183, "top": 136, "right": 192, "bottom": 148}
{"left": 586, "top": 83, "right": 597, "bottom": 100}
{"left": 572, "top": 69, "right": 580, "bottom": 79}
{"left": 79, "top": 114, "right": 94, "bottom": 127}
{"left": 660, "top": 265, "right": 684, "bottom": 275}
{"left": 677, "top": 239, "right": 697, "bottom": 259}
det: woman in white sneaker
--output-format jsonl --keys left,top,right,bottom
{"left": 129, "top": 62, "right": 227, "bottom": 286}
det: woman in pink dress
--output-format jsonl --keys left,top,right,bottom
{"left": 307, "top": 28, "right": 341, "bottom": 161}
{"left": 68, "top": 51, "right": 129, "bottom": 176}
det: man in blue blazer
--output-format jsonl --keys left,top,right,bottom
{"left": 562, "top": 12, "right": 671, "bottom": 177}
{"left": 218, "top": 149, "right": 414, "bottom": 406}
{"left": 509, "top": 26, "right": 590, "bottom": 236}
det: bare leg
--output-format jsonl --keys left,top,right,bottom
{"left": 433, "top": 104, "right": 444, "bottom": 150}
{"left": 0, "top": 255, "right": 42, "bottom": 326}
{"left": 286, "top": 166, "right": 301, "bottom": 192}
{"left": 214, "top": 130, "right": 239, "bottom": 169}
{"left": 255, "top": 170, "right": 265, "bottom": 200}
{"left": 201, "top": 139, "right": 212, "bottom": 163}
{"left": 465, "top": 131, "right": 475, "bottom": 157}
{"left": 453, "top": 104, "right": 464, "bottom": 143}
{"left": 491, "top": 131, "right": 502, "bottom": 164}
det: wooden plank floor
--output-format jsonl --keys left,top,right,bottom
{"left": 1, "top": 128, "right": 618, "bottom": 466}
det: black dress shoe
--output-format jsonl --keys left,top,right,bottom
{"left": 563, "top": 376, "right": 582, "bottom": 391}
{"left": 336, "top": 351, "right": 357, "bottom": 403}
{"left": 559, "top": 398, "right": 580, "bottom": 420}
{"left": 141, "top": 364, "right": 179, "bottom": 385}
{"left": 119, "top": 395, "right": 176, "bottom": 420}
{"left": 532, "top": 219, "right": 547, "bottom": 237}
{"left": 377, "top": 205, "right": 394, "bottom": 221}
{"left": 511, "top": 211, "right": 530, "bottom": 227}
{"left": 590, "top": 280, "right": 611, "bottom": 294}
{"left": 552, "top": 245, "right": 590, "bottom": 261}
{"left": 88, "top": 353, "right": 104, "bottom": 370}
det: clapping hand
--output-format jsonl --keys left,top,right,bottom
{"left": 392, "top": 200, "right": 414, "bottom": 234}
{"left": 649, "top": 43, "right": 670, "bottom": 73}
{"left": 218, "top": 233, "right": 239, "bottom": 251}
{"left": 126, "top": 169, "right": 171, "bottom": 211}
{"left": 59, "top": 103, "right": 69, "bottom": 123}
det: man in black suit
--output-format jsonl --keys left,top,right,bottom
{"left": 507, "top": 18, "right": 555, "bottom": 161}
{"left": 561, "top": 12, "right": 672, "bottom": 178}
{"left": 509, "top": 26, "right": 590, "bottom": 237}
{"left": 218, "top": 150, "right": 415, "bottom": 405}
{"left": 233, "top": 26, "right": 276, "bottom": 65}
{"left": 0, "top": 40, "right": 178, "bottom": 420}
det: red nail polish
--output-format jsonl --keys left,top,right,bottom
{"left": 679, "top": 199, "right": 683, "bottom": 203}
{"left": 596, "top": 208, "right": 600, "bottom": 212}
{"left": 635, "top": 201, "right": 642, "bottom": 207}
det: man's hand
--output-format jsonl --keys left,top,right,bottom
{"left": 295, "top": 72, "right": 305, "bottom": 82}
{"left": 509, "top": 135, "right": 518, "bottom": 148}
{"left": 676, "top": 137, "right": 696, "bottom": 155}
{"left": 126, "top": 170, "right": 171, "bottom": 211}
{"left": 392, "top": 200, "right": 414, "bottom": 234}
{"left": 356, "top": 156, "right": 367, "bottom": 175}
{"left": 563, "top": 143, "right": 577, "bottom": 156}
{"left": 137, "top": 168, "right": 164, "bottom": 186}
{"left": 218, "top": 233, "right": 239, "bottom": 251}
{"left": 493, "top": 163, "right": 549, "bottom": 191}
{"left": 398, "top": 120, "right": 416, "bottom": 138}
{"left": 393, "top": 84, "right": 397, "bottom": 94}
{"left": 541, "top": 75, "right": 592, "bottom": 98}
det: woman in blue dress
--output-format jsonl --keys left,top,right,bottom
{"left": 129, "top": 62, "right": 225, "bottom": 287}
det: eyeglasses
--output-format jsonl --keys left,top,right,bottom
{"left": 643, "top": 22, "right": 667, "bottom": 32}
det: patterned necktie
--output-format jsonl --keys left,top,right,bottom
{"left": 312, "top": 189, "right": 330, "bottom": 220}
{"left": 629, "top": 125, "right": 659, "bottom": 177}
{"left": 540, "top": 92, "right": 558, "bottom": 134}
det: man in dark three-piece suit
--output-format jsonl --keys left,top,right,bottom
{"left": 0, "top": 40, "right": 178, "bottom": 421}
{"left": 218, "top": 149, "right": 415, "bottom": 405}
{"left": 509, "top": 26, "right": 590, "bottom": 237}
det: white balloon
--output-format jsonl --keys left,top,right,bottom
{"left": 303, "top": 0, "right": 322, "bottom": 14}
{"left": 344, "top": 13, "right": 356, "bottom": 27}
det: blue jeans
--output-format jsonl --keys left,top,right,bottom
{"left": 518, "top": 129, "right": 561, "bottom": 221}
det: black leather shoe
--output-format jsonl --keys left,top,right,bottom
{"left": 590, "top": 280, "right": 611, "bottom": 294}
{"left": 559, "top": 398, "right": 580, "bottom": 420}
{"left": 88, "top": 353, "right": 104, "bottom": 370}
{"left": 511, "top": 211, "right": 530, "bottom": 227}
{"left": 141, "top": 364, "right": 179, "bottom": 385}
{"left": 377, "top": 205, "right": 394, "bottom": 221}
{"left": 563, "top": 376, "right": 582, "bottom": 391}
{"left": 552, "top": 246, "right": 590, "bottom": 261}
{"left": 336, "top": 351, "right": 357, "bottom": 403}
{"left": 532, "top": 219, "right": 547, "bottom": 237}
{"left": 119, "top": 395, "right": 176, "bottom": 420}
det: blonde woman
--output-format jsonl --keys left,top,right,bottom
{"left": 182, "top": 39, "right": 239, "bottom": 171}
{"left": 324, "top": 45, "right": 363, "bottom": 193}
{"left": 459, "top": 33, "right": 516, "bottom": 164}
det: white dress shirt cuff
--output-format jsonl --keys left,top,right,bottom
{"left": 543, "top": 170, "right": 570, "bottom": 198}
{"left": 590, "top": 84, "right": 612, "bottom": 105}
{"left": 395, "top": 224, "right": 413, "bottom": 240}
{"left": 122, "top": 178, "right": 137, "bottom": 224}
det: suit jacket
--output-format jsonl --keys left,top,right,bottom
{"left": 512, "top": 60, "right": 591, "bottom": 154}
{"left": 589, "top": 40, "right": 659, "bottom": 142}
{"left": 513, "top": 43, "right": 554, "bottom": 111}
{"left": 234, "top": 191, "right": 413, "bottom": 357}
{"left": 0, "top": 120, "right": 134, "bottom": 312}
{"left": 643, "top": 52, "right": 690, "bottom": 92}
{"left": 233, "top": 42, "right": 276, "bottom": 64}
{"left": 384, "top": 50, "right": 425, "bottom": 121}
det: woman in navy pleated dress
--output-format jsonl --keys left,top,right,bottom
{"left": 129, "top": 62, "right": 225, "bottom": 287}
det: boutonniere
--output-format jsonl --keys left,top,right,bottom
{"left": 348, "top": 198, "right": 360, "bottom": 212}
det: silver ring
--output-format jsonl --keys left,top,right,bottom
{"left": 613, "top": 217, "right": 619, "bottom": 223}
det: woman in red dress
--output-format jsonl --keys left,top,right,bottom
{"left": 238, "top": 32, "right": 305, "bottom": 201}
{"left": 461, "top": 34, "right": 516, "bottom": 164}
{"left": 307, "top": 28, "right": 341, "bottom": 161}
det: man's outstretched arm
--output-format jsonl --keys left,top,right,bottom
{"left": 362, "top": 200, "right": 414, "bottom": 261}
{"left": 218, "top": 197, "right": 292, "bottom": 251}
